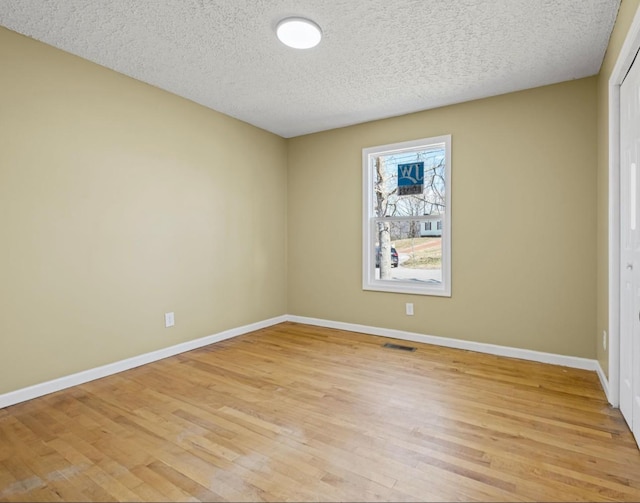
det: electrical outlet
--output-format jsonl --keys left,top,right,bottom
{"left": 406, "top": 303, "right": 414, "bottom": 316}
{"left": 165, "top": 312, "right": 175, "bottom": 328}
{"left": 603, "top": 330, "right": 607, "bottom": 351}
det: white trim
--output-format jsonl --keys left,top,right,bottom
{"left": 608, "top": 7, "right": 640, "bottom": 408}
{"left": 288, "top": 315, "right": 599, "bottom": 371}
{"left": 596, "top": 360, "right": 610, "bottom": 401}
{"left": 0, "top": 315, "right": 287, "bottom": 409}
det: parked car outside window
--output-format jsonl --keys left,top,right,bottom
{"left": 375, "top": 246, "right": 399, "bottom": 268}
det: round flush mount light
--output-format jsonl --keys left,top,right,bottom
{"left": 276, "top": 17, "right": 322, "bottom": 49}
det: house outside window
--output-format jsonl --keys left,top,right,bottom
{"left": 362, "top": 135, "right": 451, "bottom": 297}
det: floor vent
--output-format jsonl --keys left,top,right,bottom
{"left": 383, "top": 343, "right": 417, "bottom": 352}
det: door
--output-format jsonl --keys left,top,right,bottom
{"left": 620, "top": 52, "right": 640, "bottom": 444}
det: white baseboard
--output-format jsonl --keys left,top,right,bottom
{"left": 595, "top": 360, "right": 611, "bottom": 402}
{"left": 287, "top": 315, "right": 600, "bottom": 372}
{"left": 1, "top": 314, "right": 606, "bottom": 410}
{"left": 0, "top": 315, "right": 288, "bottom": 409}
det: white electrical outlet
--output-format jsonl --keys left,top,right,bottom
{"left": 165, "top": 312, "right": 175, "bottom": 328}
{"left": 406, "top": 303, "right": 414, "bottom": 316}
{"left": 603, "top": 330, "right": 607, "bottom": 351}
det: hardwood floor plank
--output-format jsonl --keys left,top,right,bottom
{"left": 128, "top": 464, "right": 199, "bottom": 502}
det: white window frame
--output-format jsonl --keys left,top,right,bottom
{"left": 362, "top": 135, "right": 451, "bottom": 297}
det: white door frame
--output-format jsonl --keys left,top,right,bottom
{"left": 609, "top": 8, "right": 640, "bottom": 408}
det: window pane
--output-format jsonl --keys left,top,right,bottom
{"left": 371, "top": 145, "right": 446, "bottom": 219}
{"left": 372, "top": 220, "right": 442, "bottom": 285}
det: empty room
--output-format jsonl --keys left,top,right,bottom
{"left": 3, "top": 0, "right": 640, "bottom": 501}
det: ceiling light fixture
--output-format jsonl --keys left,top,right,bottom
{"left": 276, "top": 17, "right": 322, "bottom": 49}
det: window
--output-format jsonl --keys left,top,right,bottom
{"left": 362, "top": 135, "right": 451, "bottom": 296}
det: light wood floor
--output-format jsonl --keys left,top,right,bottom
{"left": 1, "top": 322, "right": 640, "bottom": 502}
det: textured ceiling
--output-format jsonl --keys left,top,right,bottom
{"left": 0, "top": 0, "right": 621, "bottom": 138}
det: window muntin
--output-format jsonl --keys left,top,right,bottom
{"left": 362, "top": 135, "right": 451, "bottom": 296}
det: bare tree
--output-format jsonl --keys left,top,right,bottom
{"left": 396, "top": 196, "right": 424, "bottom": 237}
{"left": 375, "top": 156, "right": 395, "bottom": 279}
{"left": 417, "top": 158, "right": 446, "bottom": 216}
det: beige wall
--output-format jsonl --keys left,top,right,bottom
{"left": 0, "top": 28, "right": 288, "bottom": 394}
{"left": 288, "top": 78, "right": 598, "bottom": 358}
{"left": 597, "top": 1, "right": 640, "bottom": 378}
